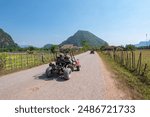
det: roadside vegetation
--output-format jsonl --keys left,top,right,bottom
{"left": 0, "top": 52, "right": 53, "bottom": 75}
{"left": 0, "top": 45, "right": 85, "bottom": 76}
{"left": 134, "top": 50, "right": 150, "bottom": 77}
{"left": 0, "top": 45, "right": 58, "bottom": 75}
{"left": 98, "top": 50, "right": 150, "bottom": 99}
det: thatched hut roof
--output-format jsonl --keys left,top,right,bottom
{"left": 60, "top": 44, "right": 74, "bottom": 49}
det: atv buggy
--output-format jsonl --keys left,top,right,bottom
{"left": 46, "top": 61, "right": 72, "bottom": 80}
{"left": 90, "top": 50, "right": 95, "bottom": 54}
{"left": 46, "top": 51, "right": 81, "bottom": 80}
{"left": 67, "top": 51, "right": 81, "bottom": 71}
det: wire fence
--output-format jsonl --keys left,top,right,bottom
{"left": 0, "top": 50, "right": 84, "bottom": 75}
{"left": 0, "top": 53, "right": 53, "bottom": 74}
{"left": 102, "top": 50, "right": 150, "bottom": 82}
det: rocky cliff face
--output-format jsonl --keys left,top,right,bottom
{"left": 0, "top": 28, "right": 18, "bottom": 48}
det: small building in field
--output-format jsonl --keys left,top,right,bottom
{"left": 60, "top": 44, "right": 82, "bottom": 51}
{"left": 60, "top": 44, "right": 74, "bottom": 50}
{"left": 103, "top": 46, "right": 115, "bottom": 51}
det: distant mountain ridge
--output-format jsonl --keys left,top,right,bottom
{"left": 60, "top": 30, "right": 108, "bottom": 47}
{"left": 0, "top": 28, "right": 18, "bottom": 48}
{"left": 135, "top": 40, "right": 150, "bottom": 47}
{"left": 43, "top": 44, "right": 53, "bottom": 49}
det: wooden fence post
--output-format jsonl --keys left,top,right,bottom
{"left": 136, "top": 52, "right": 142, "bottom": 74}
{"left": 126, "top": 51, "right": 128, "bottom": 68}
{"left": 141, "top": 63, "right": 147, "bottom": 76}
{"left": 41, "top": 54, "right": 44, "bottom": 63}
{"left": 131, "top": 51, "right": 134, "bottom": 70}
{"left": 113, "top": 50, "right": 116, "bottom": 61}
{"left": 21, "top": 54, "right": 23, "bottom": 68}
{"left": 129, "top": 52, "right": 131, "bottom": 70}
{"left": 10, "top": 55, "right": 13, "bottom": 71}
{"left": 121, "top": 51, "right": 124, "bottom": 65}
{"left": 139, "top": 52, "right": 142, "bottom": 74}
{"left": 27, "top": 54, "right": 28, "bottom": 67}
{"left": 8, "top": 54, "right": 11, "bottom": 71}
{"left": 33, "top": 54, "right": 35, "bottom": 66}
{"left": 133, "top": 52, "right": 135, "bottom": 70}
{"left": 14, "top": 54, "right": 16, "bottom": 69}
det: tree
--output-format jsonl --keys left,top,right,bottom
{"left": 100, "top": 45, "right": 107, "bottom": 51}
{"left": 81, "top": 40, "right": 90, "bottom": 51}
{"left": 26, "top": 46, "right": 37, "bottom": 54}
{"left": 50, "top": 45, "right": 58, "bottom": 53}
{"left": 125, "top": 44, "right": 136, "bottom": 51}
{"left": 28, "top": 46, "right": 36, "bottom": 51}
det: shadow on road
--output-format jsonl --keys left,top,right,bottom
{"left": 34, "top": 73, "right": 68, "bottom": 82}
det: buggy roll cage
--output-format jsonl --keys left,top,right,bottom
{"left": 54, "top": 50, "right": 77, "bottom": 63}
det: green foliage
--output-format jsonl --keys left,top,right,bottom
{"left": 100, "top": 45, "right": 107, "bottom": 51}
{"left": 28, "top": 46, "right": 35, "bottom": 51}
{"left": 0, "top": 46, "right": 18, "bottom": 52}
{"left": 125, "top": 44, "right": 136, "bottom": 51}
{"left": 50, "top": 45, "right": 58, "bottom": 53}
{"left": 25, "top": 46, "right": 37, "bottom": 54}
{"left": 81, "top": 40, "right": 90, "bottom": 50}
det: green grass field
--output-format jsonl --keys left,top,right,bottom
{"left": 134, "top": 50, "right": 150, "bottom": 78}
{"left": 105, "top": 49, "right": 150, "bottom": 79}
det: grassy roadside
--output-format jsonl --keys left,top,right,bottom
{"left": 0, "top": 51, "right": 84, "bottom": 77}
{"left": 98, "top": 52, "right": 150, "bottom": 99}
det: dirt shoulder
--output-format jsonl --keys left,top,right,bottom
{"left": 98, "top": 52, "right": 143, "bottom": 99}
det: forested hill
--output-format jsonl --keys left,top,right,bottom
{"left": 60, "top": 30, "right": 108, "bottom": 47}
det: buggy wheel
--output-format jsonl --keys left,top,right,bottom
{"left": 64, "top": 68, "right": 72, "bottom": 80}
{"left": 46, "top": 66, "right": 53, "bottom": 77}
{"left": 76, "top": 66, "right": 80, "bottom": 71}
{"left": 68, "top": 65, "right": 74, "bottom": 71}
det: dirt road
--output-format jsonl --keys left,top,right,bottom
{"left": 0, "top": 51, "right": 131, "bottom": 99}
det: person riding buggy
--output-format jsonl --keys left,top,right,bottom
{"left": 46, "top": 51, "right": 81, "bottom": 80}
{"left": 56, "top": 53, "right": 71, "bottom": 67}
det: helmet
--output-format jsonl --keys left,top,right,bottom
{"left": 65, "top": 55, "right": 70, "bottom": 59}
{"left": 59, "top": 53, "right": 64, "bottom": 57}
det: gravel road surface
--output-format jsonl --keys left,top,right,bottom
{"left": 0, "top": 51, "right": 131, "bottom": 99}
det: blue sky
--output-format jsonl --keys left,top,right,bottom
{"left": 0, "top": 0, "right": 150, "bottom": 47}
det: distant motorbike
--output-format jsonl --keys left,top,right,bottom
{"left": 90, "top": 50, "right": 95, "bottom": 54}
